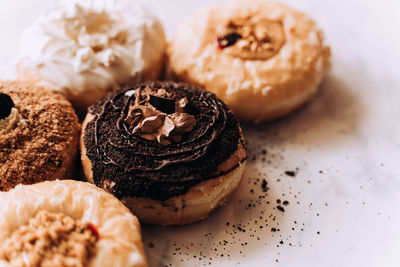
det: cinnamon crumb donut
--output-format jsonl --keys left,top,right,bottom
{"left": 0, "top": 80, "right": 80, "bottom": 191}
{"left": 81, "top": 81, "right": 247, "bottom": 225}
{"left": 167, "top": 0, "right": 331, "bottom": 123}
{"left": 0, "top": 180, "right": 148, "bottom": 267}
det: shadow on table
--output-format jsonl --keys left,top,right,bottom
{"left": 242, "top": 74, "right": 365, "bottom": 148}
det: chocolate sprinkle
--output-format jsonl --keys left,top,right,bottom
{"left": 83, "top": 82, "right": 244, "bottom": 200}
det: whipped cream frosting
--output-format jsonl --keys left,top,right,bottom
{"left": 0, "top": 108, "right": 21, "bottom": 135}
{"left": 18, "top": 0, "right": 166, "bottom": 113}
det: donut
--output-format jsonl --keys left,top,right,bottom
{"left": 167, "top": 0, "right": 331, "bottom": 123}
{"left": 0, "top": 180, "right": 147, "bottom": 267}
{"left": 81, "top": 81, "right": 247, "bottom": 225}
{"left": 0, "top": 80, "right": 80, "bottom": 191}
{"left": 17, "top": 0, "right": 166, "bottom": 115}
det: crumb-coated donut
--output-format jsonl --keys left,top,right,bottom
{"left": 167, "top": 0, "right": 331, "bottom": 123}
{"left": 81, "top": 81, "right": 247, "bottom": 225}
{"left": 0, "top": 180, "right": 148, "bottom": 267}
{"left": 0, "top": 80, "right": 80, "bottom": 191}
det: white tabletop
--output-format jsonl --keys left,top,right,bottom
{"left": 1, "top": 0, "right": 400, "bottom": 266}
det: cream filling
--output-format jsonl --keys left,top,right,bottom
{"left": 0, "top": 108, "right": 21, "bottom": 135}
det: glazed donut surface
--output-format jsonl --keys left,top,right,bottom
{"left": 167, "top": 0, "right": 331, "bottom": 123}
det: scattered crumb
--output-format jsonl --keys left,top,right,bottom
{"left": 284, "top": 171, "right": 296, "bottom": 177}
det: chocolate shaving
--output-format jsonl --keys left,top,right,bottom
{"left": 149, "top": 95, "right": 175, "bottom": 114}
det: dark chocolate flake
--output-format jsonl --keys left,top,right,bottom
{"left": 149, "top": 95, "right": 175, "bottom": 114}
{"left": 217, "top": 33, "right": 242, "bottom": 49}
{"left": 0, "top": 93, "right": 14, "bottom": 120}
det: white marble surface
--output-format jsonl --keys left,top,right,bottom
{"left": 1, "top": 0, "right": 400, "bottom": 266}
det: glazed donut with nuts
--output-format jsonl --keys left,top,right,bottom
{"left": 0, "top": 180, "right": 148, "bottom": 267}
{"left": 81, "top": 81, "right": 247, "bottom": 225}
{"left": 168, "top": 0, "right": 331, "bottom": 123}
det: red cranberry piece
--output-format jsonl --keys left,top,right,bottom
{"left": 87, "top": 223, "right": 100, "bottom": 241}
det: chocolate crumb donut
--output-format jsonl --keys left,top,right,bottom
{"left": 0, "top": 81, "right": 80, "bottom": 191}
{"left": 81, "top": 81, "right": 247, "bottom": 225}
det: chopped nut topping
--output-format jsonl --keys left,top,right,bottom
{"left": 217, "top": 17, "right": 285, "bottom": 60}
{"left": 0, "top": 211, "right": 98, "bottom": 267}
{"left": 124, "top": 87, "right": 196, "bottom": 145}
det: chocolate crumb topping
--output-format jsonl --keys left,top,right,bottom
{"left": 84, "top": 82, "right": 244, "bottom": 201}
{"left": 0, "top": 93, "right": 14, "bottom": 120}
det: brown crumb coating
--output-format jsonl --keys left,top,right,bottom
{"left": 0, "top": 81, "right": 80, "bottom": 191}
{"left": 0, "top": 210, "right": 97, "bottom": 267}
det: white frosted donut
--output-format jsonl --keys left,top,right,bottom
{"left": 17, "top": 0, "right": 166, "bottom": 115}
{"left": 0, "top": 180, "right": 148, "bottom": 267}
{"left": 168, "top": 0, "right": 331, "bottom": 123}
